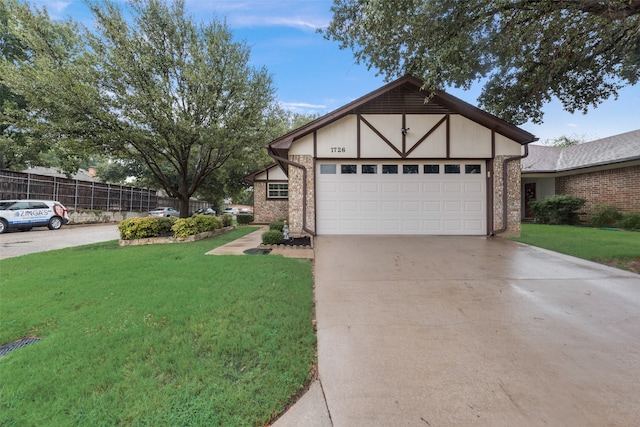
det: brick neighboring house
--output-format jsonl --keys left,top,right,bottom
{"left": 521, "top": 129, "right": 640, "bottom": 219}
{"left": 247, "top": 75, "right": 537, "bottom": 237}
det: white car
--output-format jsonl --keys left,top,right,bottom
{"left": 0, "top": 199, "right": 70, "bottom": 234}
{"left": 148, "top": 207, "right": 180, "bottom": 217}
{"left": 222, "top": 207, "right": 239, "bottom": 215}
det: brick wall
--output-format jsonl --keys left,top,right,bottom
{"left": 288, "top": 155, "right": 315, "bottom": 236}
{"left": 493, "top": 156, "right": 522, "bottom": 237}
{"left": 556, "top": 165, "right": 640, "bottom": 215}
{"left": 252, "top": 181, "right": 289, "bottom": 224}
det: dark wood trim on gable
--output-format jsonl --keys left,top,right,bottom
{"left": 359, "top": 115, "right": 403, "bottom": 158}
{"left": 405, "top": 115, "right": 448, "bottom": 158}
{"left": 446, "top": 114, "right": 451, "bottom": 159}
{"left": 267, "top": 75, "right": 537, "bottom": 160}
{"left": 357, "top": 114, "right": 361, "bottom": 158}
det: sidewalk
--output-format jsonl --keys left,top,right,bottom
{"left": 206, "top": 226, "right": 314, "bottom": 259}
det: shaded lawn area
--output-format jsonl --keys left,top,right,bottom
{"left": 512, "top": 224, "right": 640, "bottom": 274}
{"left": 0, "top": 227, "right": 316, "bottom": 426}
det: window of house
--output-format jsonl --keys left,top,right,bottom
{"left": 423, "top": 164, "right": 440, "bottom": 174}
{"left": 268, "top": 183, "right": 288, "bottom": 198}
{"left": 465, "top": 164, "right": 481, "bottom": 174}
{"left": 320, "top": 164, "right": 336, "bottom": 174}
{"left": 382, "top": 164, "right": 398, "bottom": 174}
{"left": 341, "top": 164, "right": 357, "bottom": 174}
{"left": 362, "top": 164, "right": 377, "bottom": 174}
{"left": 403, "top": 165, "right": 419, "bottom": 174}
{"left": 444, "top": 164, "right": 460, "bottom": 174}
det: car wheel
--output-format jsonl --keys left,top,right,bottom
{"left": 0, "top": 219, "right": 7, "bottom": 234}
{"left": 48, "top": 216, "right": 63, "bottom": 230}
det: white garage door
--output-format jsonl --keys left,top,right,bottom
{"left": 316, "top": 161, "right": 487, "bottom": 235}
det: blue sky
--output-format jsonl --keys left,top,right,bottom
{"left": 34, "top": 0, "right": 640, "bottom": 144}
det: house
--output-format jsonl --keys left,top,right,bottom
{"left": 246, "top": 75, "right": 536, "bottom": 237}
{"left": 521, "top": 129, "right": 640, "bottom": 219}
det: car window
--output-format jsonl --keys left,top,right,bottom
{"left": 9, "top": 202, "right": 29, "bottom": 210}
{"left": 0, "top": 201, "right": 16, "bottom": 210}
{"left": 30, "top": 202, "right": 50, "bottom": 209}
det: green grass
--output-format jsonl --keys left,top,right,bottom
{"left": 0, "top": 227, "right": 316, "bottom": 426}
{"left": 512, "top": 224, "right": 640, "bottom": 270}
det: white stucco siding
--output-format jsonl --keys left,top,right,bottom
{"left": 315, "top": 115, "right": 358, "bottom": 158}
{"left": 495, "top": 133, "right": 523, "bottom": 156}
{"left": 406, "top": 115, "right": 448, "bottom": 158}
{"left": 289, "top": 133, "right": 314, "bottom": 156}
{"left": 449, "top": 115, "right": 492, "bottom": 158}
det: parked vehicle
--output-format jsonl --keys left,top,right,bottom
{"left": 0, "top": 199, "right": 70, "bottom": 234}
{"left": 222, "top": 207, "right": 239, "bottom": 215}
{"left": 148, "top": 207, "right": 180, "bottom": 217}
{"left": 240, "top": 207, "right": 253, "bottom": 214}
{"left": 194, "top": 207, "right": 216, "bottom": 216}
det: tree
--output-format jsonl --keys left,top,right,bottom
{"left": 324, "top": 0, "right": 640, "bottom": 124}
{"left": 2, "top": 0, "right": 276, "bottom": 217}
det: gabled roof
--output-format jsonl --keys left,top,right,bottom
{"left": 243, "top": 163, "right": 282, "bottom": 183}
{"left": 267, "top": 75, "right": 536, "bottom": 158}
{"left": 522, "top": 129, "right": 640, "bottom": 173}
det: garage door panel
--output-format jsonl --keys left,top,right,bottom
{"left": 361, "top": 183, "right": 379, "bottom": 192}
{"left": 340, "top": 200, "right": 358, "bottom": 211}
{"left": 444, "top": 201, "right": 461, "bottom": 212}
{"left": 317, "top": 161, "right": 486, "bottom": 235}
{"left": 341, "top": 182, "right": 358, "bottom": 192}
{"left": 403, "top": 182, "right": 420, "bottom": 192}
{"left": 361, "top": 201, "right": 379, "bottom": 212}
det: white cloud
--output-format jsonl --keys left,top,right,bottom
{"left": 280, "top": 101, "right": 327, "bottom": 111}
{"left": 567, "top": 123, "right": 578, "bottom": 127}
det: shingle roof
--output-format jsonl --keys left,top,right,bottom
{"left": 522, "top": 129, "right": 640, "bottom": 173}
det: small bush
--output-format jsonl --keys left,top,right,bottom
{"left": 590, "top": 205, "right": 623, "bottom": 228}
{"left": 172, "top": 215, "right": 223, "bottom": 238}
{"left": 616, "top": 213, "right": 640, "bottom": 231}
{"left": 269, "top": 219, "right": 285, "bottom": 232}
{"left": 222, "top": 213, "right": 233, "bottom": 227}
{"left": 118, "top": 217, "right": 163, "bottom": 240}
{"left": 262, "top": 230, "right": 284, "bottom": 245}
{"left": 172, "top": 217, "right": 199, "bottom": 238}
{"left": 236, "top": 213, "right": 254, "bottom": 225}
{"left": 530, "top": 195, "right": 586, "bottom": 225}
{"left": 193, "top": 214, "right": 222, "bottom": 232}
{"left": 156, "top": 217, "right": 176, "bottom": 235}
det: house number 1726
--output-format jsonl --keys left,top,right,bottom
{"left": 331, "top": 147, "right": 346, "bottom": 153}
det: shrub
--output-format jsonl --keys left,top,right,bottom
{"left": 222, "top": 213, "right": 233, "bottom": 227}
{"left": 262, "top": 230, "right": 284, "bottom": 245}
{"left": 530, "top": 195, "right": 586, "bottom": 225}
{"left": 172, "top": 217, "right": 199, "bottom": 238}
{"left": 193, "top": 214, "right": 222, "bottom": 232}
{"left": 590, "top": 205, "right": 623, "bottom": 228}
{"left": 172, "top": 215, "right": 222, "bottom": 237}
{"left": 616, "top": 213, "right": 640, "bottom": 231}
{"left": 156, "top": 217, "right": 176, "bottom": 235}
{"left": 269, "top": 219, "right": 285, "bottom": 232}
{"left": 118, "top": 217, "right": 163, "bottom": 240}
{"left": 236, "top": 213, "right": 254, "bottom": 225}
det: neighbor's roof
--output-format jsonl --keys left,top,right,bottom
{"left": 267, "top": 75, "right": 537, "bottom": 160}
{"left": 522, "top": 129, "right": 640, "bottom": 173}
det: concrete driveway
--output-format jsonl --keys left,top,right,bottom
{"left": 314, "top": 235, "right": 640, "bottom": 426}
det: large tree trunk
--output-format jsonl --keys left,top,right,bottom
{"left": 178, "top": 197, "right": 191, "bottom": 218}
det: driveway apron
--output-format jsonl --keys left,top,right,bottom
{"left": 314, "top": 235, "right": 640, "bottom": 426}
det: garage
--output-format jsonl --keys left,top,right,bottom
{"left": 251, "top": 75, "right": 536, "bottom": 238}
{"left": 316, "top": 161, "right": 486, "bottom": 235}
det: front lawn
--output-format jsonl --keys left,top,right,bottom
{"left": 0, "top": 227, "right": 316, "bottom": 426}
{"left": 511, "top": 224, "right": 640, "bottom": 274}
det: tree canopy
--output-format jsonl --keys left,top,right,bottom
{"left": 324, "top": 0, "right": 640, "bottom": 124}
{"left": 2, "top": 0, "right": 277, "bottom": 216}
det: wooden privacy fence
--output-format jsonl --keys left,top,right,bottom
{"left": 0, "top": 170, "right": 156, "bottom": 212}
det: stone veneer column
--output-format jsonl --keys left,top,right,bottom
{"left": 493, "top": 156, "right": 522, "bottom": 237}
{"left": 288, "top": 155, "right": 315, "bottom": 236}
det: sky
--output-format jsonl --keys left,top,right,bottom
{"left": 32, "top": 0, "right": 640, "bottom": 144}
